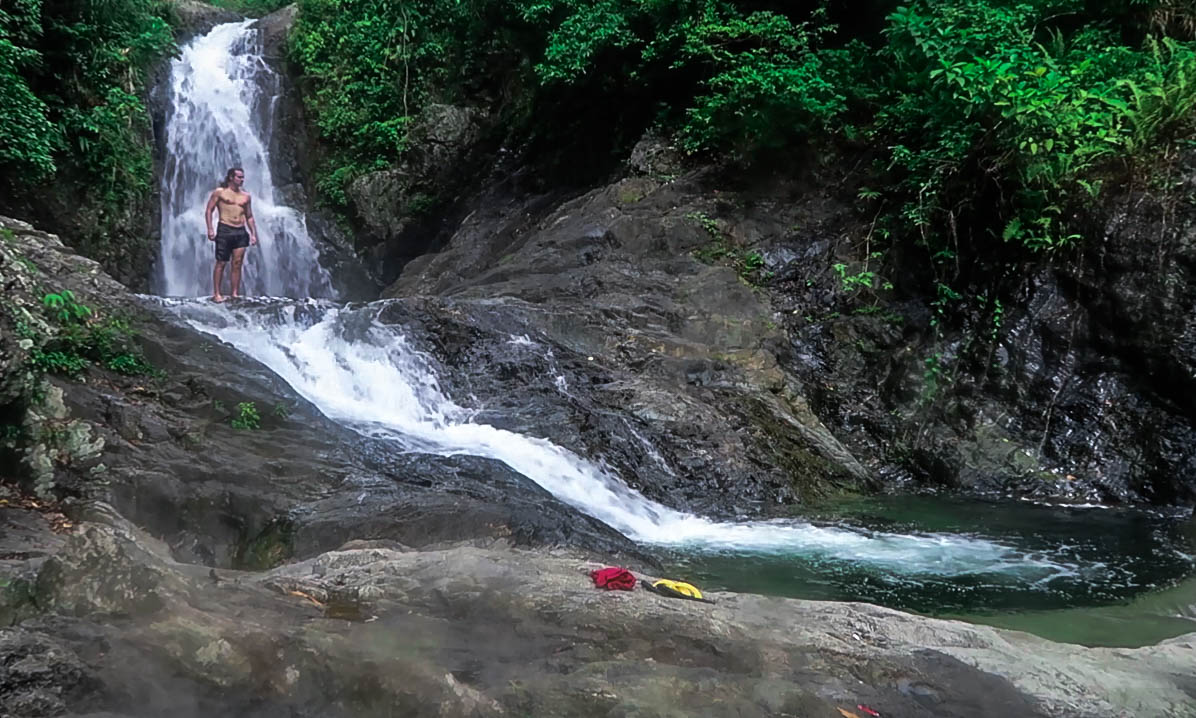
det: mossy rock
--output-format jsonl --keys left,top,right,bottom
{"left": 236, "top": 518, "right": 295, "bottom": 570}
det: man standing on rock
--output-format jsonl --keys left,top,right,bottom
{"left": 204, "top": 167, "right": 258, "bottom": 302}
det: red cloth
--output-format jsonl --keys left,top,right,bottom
{"left": 591, "top": 567, "right": 636, "bottom": 591}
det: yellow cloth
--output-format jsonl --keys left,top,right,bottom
{"left": 651, "top": 579, "right": 703, "bottom": 599}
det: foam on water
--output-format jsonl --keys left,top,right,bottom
{"left": 164, "top": 298, "right": 1081, "bottom": 581}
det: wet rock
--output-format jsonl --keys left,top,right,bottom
{"left": 346, "top": 169, "right": 415, "bottom": 245}
{"left": 0, "top": 217, "right": 54, "bottom": 407}
{"left": 253, "top": 2, "right": 296, "bottom": 47}
{"left": 847, "top": 152, "right": 1196, "bottom": 504}
{"left": 628, "top": 129, "right": 686, "bottom": 179}
{"left": 35, "top": 518, "right": 189, "bottom": 617}
{"left": 385, "top": 174, "right": 869, "bottom": 514}
{"left": 0, "top": 497, "right": 64, "bottom": 626}
{"left": 168, "top": 2, "right": 243, "bottom": 42}
{"left": 344, "top": 102, "right": 488, "bottom": 279}
{"left": 0, "top": 217, "right": 648, "bottom": 573}
{"left": 0, "top": 217, "right": 108, "bottom": 498}
{"left": 0, "top": 628, "right": 97, "bottom": 717}
{"left": 363, "top": 117, "right": 1196, "bottom": 505}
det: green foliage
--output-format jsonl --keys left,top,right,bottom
{"left": 833, "top": 252, "right": 893, "bottom": 294}
{"left": 690, "top": 224, "right": 773, "bottom": 286}
{"left": 203, "top": 0, "right": 289, "bottom": 16}
{"left": 231, "top": 401, "right": 261, "bottom": 430}
{"left": 0, "top": 6, "right": 55, "bottom": 177}
{"left": 42, "top": 290, "right": 91, "bottom": 322}
{"left": 290, "top": 0, "right": 464, "bottom": 197}
{"left": 922, "top": 351, "right": 945, "bottom": 400}
{"left": 15, "top": 255, "right": 38, "bottom": 273}
{"left": 291, "top": 0, "right": 858, "bottom": 201}
{"left": 929, "top": 281, "right": 963, "bottom": 329}
{"left": 32, "top": 290, "right": 157, "bottom": 378}
{"left": 669, "top": 8, "right": 847, "bottom": 155}
{"left": 104, "top": 352, "right": 152, "bottom": 374}
{"left": 259, "top": 0, "right": 1196, "bottom": 308}
{"left": 1, "top": 0, "right": 175, "bottom": 228}
{"left": 988, "top": 296, "right": 1004, "bottom": 341}
{"left": 742, "top": 250, "right": 765, "bottom": 273}
{"left": 685, "top": 210, "right": 720, "bottom": 235}
{"left": 876, "top": 0, "right": 1196, "bottom": 256}
{"left": 0, "top": 423, "right": 23, "bottom": 444}
{"left": 30, "top": 349, "right": 89, "bottom": 377}
{"left": 293, "top": 0, "right": 1194, "bottom": 260}
{"left": 694, "top": 242, "right": 772, "bottom": 285}
{"left": 528, "top": 0, "right": 848, "bottom": 153}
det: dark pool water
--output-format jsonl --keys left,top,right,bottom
{"left": 663, "top": 496, "right": 1196, "bottom": 646}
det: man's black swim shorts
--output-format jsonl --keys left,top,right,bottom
{"left": 214, "top": 223, "right": 250, "bottom": 261}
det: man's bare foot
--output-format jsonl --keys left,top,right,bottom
{"left": 231, "top": 293, "right": 240, "bottom": 299}
{"left": 212, "top": 294, "right": 227, "bottom": 303}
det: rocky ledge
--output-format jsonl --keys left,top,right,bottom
{"left": 2, "top": 507, "right": 1194, "bottom": 718}
{"left": 0, "top": 214, "right": 645, "bottom": 571}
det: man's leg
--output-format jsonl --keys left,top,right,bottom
{"left": 230, "top": 247, "right": 247, "bottom": 298}
{"left": 212, "top": 260, "right": 227, "bottom": 302}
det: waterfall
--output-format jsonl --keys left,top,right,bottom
{"left": 155, "top": 23, "right": 1104, "bottom": 587}
{"left": 164, "top": 298, "right": 1089, "bottom": 582}
{"left": 156, "top": 21, "right": 332, "bottom": 299}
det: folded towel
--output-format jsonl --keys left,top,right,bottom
{"left": 591, "top": 567, "right": 636, "bottom": 591}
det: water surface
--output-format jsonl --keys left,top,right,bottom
{"left": 664, "top": 496, "right": 1196, "bottom": 647}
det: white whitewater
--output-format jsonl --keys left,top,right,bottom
{"left": 158, "top": 23, "right": 1080, "bottom": 581}
{"left": 168, "top": 299, "right": 1080, "bottom": 580}
{"left": 156, "top": 21, "right": 332, "bottom": 298}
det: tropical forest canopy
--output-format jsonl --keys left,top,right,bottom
{"left": 1, "top": 0, "right": 175, "bottom": 201}
{"left": 291, "top": 0, "right": 1196, "bottom": 259}
{"left": 2, "top": 0, "right": 1194, "bottom": 265}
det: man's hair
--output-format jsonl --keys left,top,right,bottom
{"left": 220, "top": 167, "right": 243, "bottom": 189}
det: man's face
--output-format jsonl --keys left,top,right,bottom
{"left": 232, "top": 171, "right": 244, "bottom": 188}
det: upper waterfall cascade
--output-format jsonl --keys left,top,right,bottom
{"left": 156, "top": 21, "right": 332, "bottom": 299}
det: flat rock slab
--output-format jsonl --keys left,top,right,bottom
{"left": 17, "top": 516, "right": 1196, "bottom": 718}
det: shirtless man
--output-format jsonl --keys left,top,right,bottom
{"left": 204, "top": 167, "right": 258, "bottom": 302}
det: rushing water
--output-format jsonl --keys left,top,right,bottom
{"left": 163, "top": 297, "right": 1196, "bottom": 630}
{"left": 156, "top": 21, "right": 332, "bottom": 299}
{"left": 154, "top": 23, "right": 1196, "bottom": 643}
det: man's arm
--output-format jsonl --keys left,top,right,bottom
{"left": 244, "top": 194, "right": 258, "bottom": 245}
{"left": 204, "top": 190, "right": 218, "bottom": 240}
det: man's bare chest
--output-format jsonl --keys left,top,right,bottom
{"left": 217, "top": 191, "right": 247, "bottom": 208}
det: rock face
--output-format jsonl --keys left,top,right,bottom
{"left": 4, "top": 510, "right": 1194, "bottom": 718}
{"left": 167, "top": 0, "right": 242, "bottom": 41}
{"left": 345, "top": 102, "right": 489, "bottom": 280}
{"left": 0, "top": 628, "right": 97, "bottom": 716}
{"left": 0, "top": 218, "right": 109, "bottom": 497}
{"left": 0, "top": 215, "right": 646, "bottom": 571}
{"left": 385, "top": 172, "right": 870, "bottom": 513}
{"left": 773, "top": 150, "right": 1196, "bottom": 505}
{"left": 379, "top": 131, "right": 1196, "bottom": 506}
